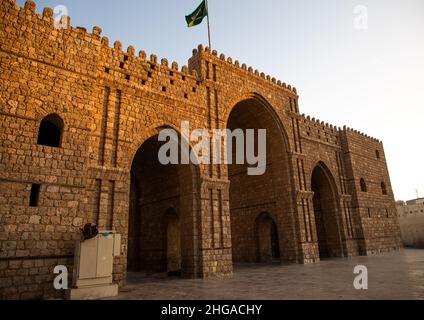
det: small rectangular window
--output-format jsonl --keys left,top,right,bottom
{"left": 29, "top": 184, "right": 40, "bottom": 207}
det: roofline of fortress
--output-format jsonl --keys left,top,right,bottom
{"left": 7, "top": 0, "right": 298, "bottom": 94}
{"left": 4, "top": 0, "right": 383, "bottom": 144}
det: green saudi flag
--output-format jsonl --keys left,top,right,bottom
{"left": 185, "top": 0, "right": 208, "bottom": 28}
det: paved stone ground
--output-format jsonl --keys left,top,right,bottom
{"left": 113, "top": 249, "right": 424, "bottom": 300}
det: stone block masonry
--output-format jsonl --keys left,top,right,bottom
{"left": 0, "top": 0, "right": 402, "bottom": 299}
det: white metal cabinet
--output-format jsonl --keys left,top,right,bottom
{"left": 73, "top": 232, "right": 121, "bottom": 288}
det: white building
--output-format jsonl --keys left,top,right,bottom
{"left": 397, "top": 198, "right": 424, "bottom": 248}
{"left": 397, "top": 198, "right": 424, "bottom": 217}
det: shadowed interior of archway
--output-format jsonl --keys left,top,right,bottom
{"left": 311, "top": 164, "right": 343, "bottom": 259}
{"left": 127, "top": 134, "right": 195, "bottom": 276}
{"left": 227, "top": 97, "right": 293, "bottom": 264}
{"left": 256, "top": 213, "right": 281, "bottom": 263}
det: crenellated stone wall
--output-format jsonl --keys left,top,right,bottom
{"left": 0, "top": 0, "right": 402, "bottom": 299}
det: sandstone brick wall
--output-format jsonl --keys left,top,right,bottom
{"left": 340, "top": 129, "right": 403, "bottom": 254}
{"left": 0, "top": 0, "right": 402, "bottom": 299}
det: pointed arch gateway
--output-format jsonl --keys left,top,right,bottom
{"left": 310, "top": 162, "right": 344, "bottom": 259}
{"left": 226, "top": 93, "right": 297, "bottom": 264}
{"left": 127, "top": 128, "right": 200, "bottom": 277}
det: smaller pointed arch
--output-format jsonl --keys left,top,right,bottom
{"left": 311, "top": 162, "right": 343, "bottom": 259}
{"left": 255, "top": 212, "right": 281, "bottom": 263}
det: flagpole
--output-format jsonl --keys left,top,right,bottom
{"left": 205, "top": 0, "right": 212, "bottom": 49}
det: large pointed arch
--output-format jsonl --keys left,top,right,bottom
{"left": 223, "top": 92, "right": 293, "bottom": 153}
{"left": 226, "top": 92, "right": 298, "bottom": 264}
{"left": 127, "top": 126, "right": 201, "bottom": 278}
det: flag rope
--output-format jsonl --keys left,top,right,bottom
{"left": 205, "top": 0, "right": 212, "bottom": 49}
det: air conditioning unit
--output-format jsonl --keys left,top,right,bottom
{"left": 67, "top": 231, "right": 121, "bottom": 300}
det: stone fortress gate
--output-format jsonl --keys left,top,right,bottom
{"left": 0, "top": 1, "right": 402, "bottom": 299}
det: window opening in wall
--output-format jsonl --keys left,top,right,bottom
{"left": 360, "top": 178, "right": 367, "bottom": 192}
{"left": 29, "top": 184, "right": 40, "bottom": 207}
{"left": 37, "top": 114, "right": 64, "bottom": 148}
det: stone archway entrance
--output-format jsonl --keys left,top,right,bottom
{"left": 127, "top": 134, "right": 197, "bottom": 277}
{"left": 311, "top": 164, "right": 343, "bottom": 259}
{"left": 226, "top": 96, "right": 295, "bottom": 264}
{"left": 256, "top": 213, "right": 281, "bottom": 263}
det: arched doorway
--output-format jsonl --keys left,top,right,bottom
{"left": 256, "top": 213, "right": 281, "bottom": 263}
{"left": 226, "top": 95, "right": 294, "bottom": 264}
{"left": 311, "top": 164, "right": 343, "bottom": 259}
{"left": 127, "top": 133, "right": 197, "bottom": 277}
